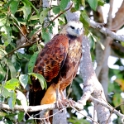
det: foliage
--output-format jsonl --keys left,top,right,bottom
{"left": 0, "top": 0, "right": 124, "bottom": 123}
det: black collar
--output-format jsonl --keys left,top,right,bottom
{"left": 67, "top": 34, "right": 77, "bottom": 39}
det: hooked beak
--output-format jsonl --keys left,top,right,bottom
{"left": 76, "top": 28, "right": 81, "bottom": 35}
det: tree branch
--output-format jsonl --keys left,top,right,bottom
{"left": 79, "top": 36, "right": 112, "bottom": 124}
{"left": 6, "top": 3, "right": 73, "bottom": 57}
{"left": 90, "top": 96, "right": 124, "bottom": 121}
{"left": 111, "top": 0, "right": 124, "bottom": 31}
{"left": 89, "top": 19, "right": 124, "bottom": 42}
{"left": 97, "top": 0, "right": 113, "bottom": 96}
{"left": 1, "top": 97, "right": 124, "bottom": 122}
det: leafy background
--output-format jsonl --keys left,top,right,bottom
{"left": 0, "top": 0, "right": 124, "bottom": 123}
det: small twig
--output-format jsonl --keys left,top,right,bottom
{"left": 13, "top": 23, "right": 30, "bottom": 43}
{"left": 29, "top": 107, "right": 67, "bottom": 121}
{"left": 7, "top": 3, "right": 73, "bottom": 57}
{"left": 70, "top": 104, "right": 99, "bottom": 124}
{"left": 104, "top": 1, "right": 114, "bottom": 123}
{"left": 31, "top": 3, "right": 73, "bottom": 38}
{"left": 50, "top": 3, "right": 73, "bottom": 25}
{"left": 90, "top": 96, "right": 124, "bottom": 119}
{"left": 7, "top": 42, "right": 35, "bottom": 56}
{"left": 107, "top": 102, "right": 124, "bottom": 123}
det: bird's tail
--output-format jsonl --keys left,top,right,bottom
{"left": 25, "top": 78, "right": 46, "bottom": 122}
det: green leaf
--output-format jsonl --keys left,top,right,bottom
{"left": 73, "top": 0, "right": 80, "bottom": 10}
{"left": 68, "top": 117, "right": 90, "bottom": 124}
{"left": 21, "top": 0, "right": 31, "bottom": 20}
{"left": 60, "top": 0, "right": 70, "bottom": 10}
{"left": 0, "top": 111, "right": 7, "bottom": 117}
{"left": 10, "top": 0, "right": 19, "bottom": 14}
{"left": 8, "top": 91, "right": 16, "bottom": 109}
{"left": 0, "top": 49, "right": 7, "bottom": 60}
{"left": 87, "top": 0, "right": 98, "bottom": 11}
{"left": 19, "top": 74, "right": 28, "bottom": 89}
{"left": 23, "top": 0, "right": 39, "bottom": 15}
{"left": 98, "top": 0, "right": 105, "bottom": 6}
{"left": 80, "top": 10, "right": 89, "bottom": 34}
{"left": 113, "top": 93, "right": 122, "bottom": 107}
{"left": 89, "top": 33, "right": 96, "bottom": 50}
{"left": 1, "top": 25, "right": 12, "bottom": 46}
{"left": 28, "top": 52, "right": 39, "bottom": 73}
{"left": 2, "top": 87, "right": 10, "bottom": 98}
{"left": 120, "top": 104, "right": 124, "bottom": 114}
{"left": 81, "top": 0, "right": 85, "bottom": 6}
{"left": 16, "top": 52, "right": 30, "bottom": 61}
{"left": 71, "top": 76, "right": 83, "bottom": 101}
{"left": 18, "top": 111, "right": 24, "bottom": 122}
{"left": 39, "top": 8, "right": 49, "bottom": 25}
{"left": 0, "top": 64, "right": 6, "bottom": 82}
{"left": 28, "top": 73, "right": 47, "bottom": 89}
{"left": 4, "top": 78, "right": 19, "bottom": 90}
{"left": 30, "top": 15, "right": 39, "bottom": 20}
{"left": 4, "top": 59, "right": 16, "bottom": 78}
{"left": 114, "top": 59, "right": 123, "bottom": 66}
{"left": 5, "top": 113, "right": 16, "bottom": 122}
{"left": 42, "top": 29, "right": 51, "bottom": 42}
{"left": 53, "top": 6, "right": 61, "bottom": 14}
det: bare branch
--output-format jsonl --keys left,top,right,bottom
{"left": 0, "top": 103, "right": 55, "bottom": 112}
{"left": 33, "top": 3, "right": 73, "bottom": 37}
{"left": 7, "top": 37, "right": 44, "bottom": 57}
{"left": 1, "top": 97, "right": 124, "bottom": 122}
{"left": 111, "top": 0, "right": 124, "bottom": 31}
{"left": 79, "top": 36, "right": 112, "bottom": 124}
{"left": 97, "top": 0, "right": 113, "bottom": 96}
{"left": 89, "top": 19, "right": 124, "bottom": 42}
{"left": 90, "top": 96, "right": 124, "bottom": 121}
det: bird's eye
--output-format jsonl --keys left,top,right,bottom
{"left": 70, "top": 26, "right": 75, "bottom": 29}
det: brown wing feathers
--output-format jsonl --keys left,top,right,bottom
{"left": 29, "top": 34, "right": 69, "bottom": 104}
{"left": 25, "top": 34, "right": 69, "bottom": 120}
{"left": 34, "top": 34, "right": 69, "bottom": 83}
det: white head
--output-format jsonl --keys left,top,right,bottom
{"left": 66, "top": 21, "right": 83, "bottom": 37}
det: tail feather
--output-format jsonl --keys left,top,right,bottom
{"left": 25, "top": 85, "right": 45, "bottom": 120}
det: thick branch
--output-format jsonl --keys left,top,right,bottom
{"left": 98, "top": 0, "right": 113, "bottom": 96}
{"left": 65, "top": 2, "right": 113, "bottom": 123}
{"left": 79, "top": 36, "right": 112, "bottom": 124}
{"left": 90, "top": 96, "right": 124, "bottom": 121}
{"left": 0, "top": 103, "right": 55, "bottom": 112}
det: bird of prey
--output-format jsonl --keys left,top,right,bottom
{"left": 27, "top": 20, "right": 83, "bottom": 123}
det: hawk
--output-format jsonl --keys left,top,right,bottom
{"left": 27, "top": 21, "right": 83, "bottom": 122}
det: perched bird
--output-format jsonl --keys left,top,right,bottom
{"left": 27, "top": 21, "right": 83, "bottom": 123}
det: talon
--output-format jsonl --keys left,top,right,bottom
{"left": 68, "top": 99, "right": 75, "bottom": 106}
{"left": 56, "top": 100, "right": 64, "bottom": 109}
{"left": 56, "top": 98, "right": 70, "bottom": 109}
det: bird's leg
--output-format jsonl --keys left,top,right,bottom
{"left": 40, "top": 110, "right": 52, "bottom": 124}
{"left": 59, "top": 90, "right": 69, "bottom": 107}
{"left": 56, "top": 84, "right": 64, "bottom": 109}
{"left": 60, "top": 90, "right": 66, "bottom": 100}
{"left": 44, "top": 110, "right": 52, "bottom": 124}
{"left": 60, "top": 90, "right": 75, "bottom": 107}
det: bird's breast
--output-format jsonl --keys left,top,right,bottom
{"left": 68, "top": 39, "right": 82, "bottom": 63}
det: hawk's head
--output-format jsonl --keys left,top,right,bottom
{"left": 61, "top": 21, "right": 83, "bottom": 37}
